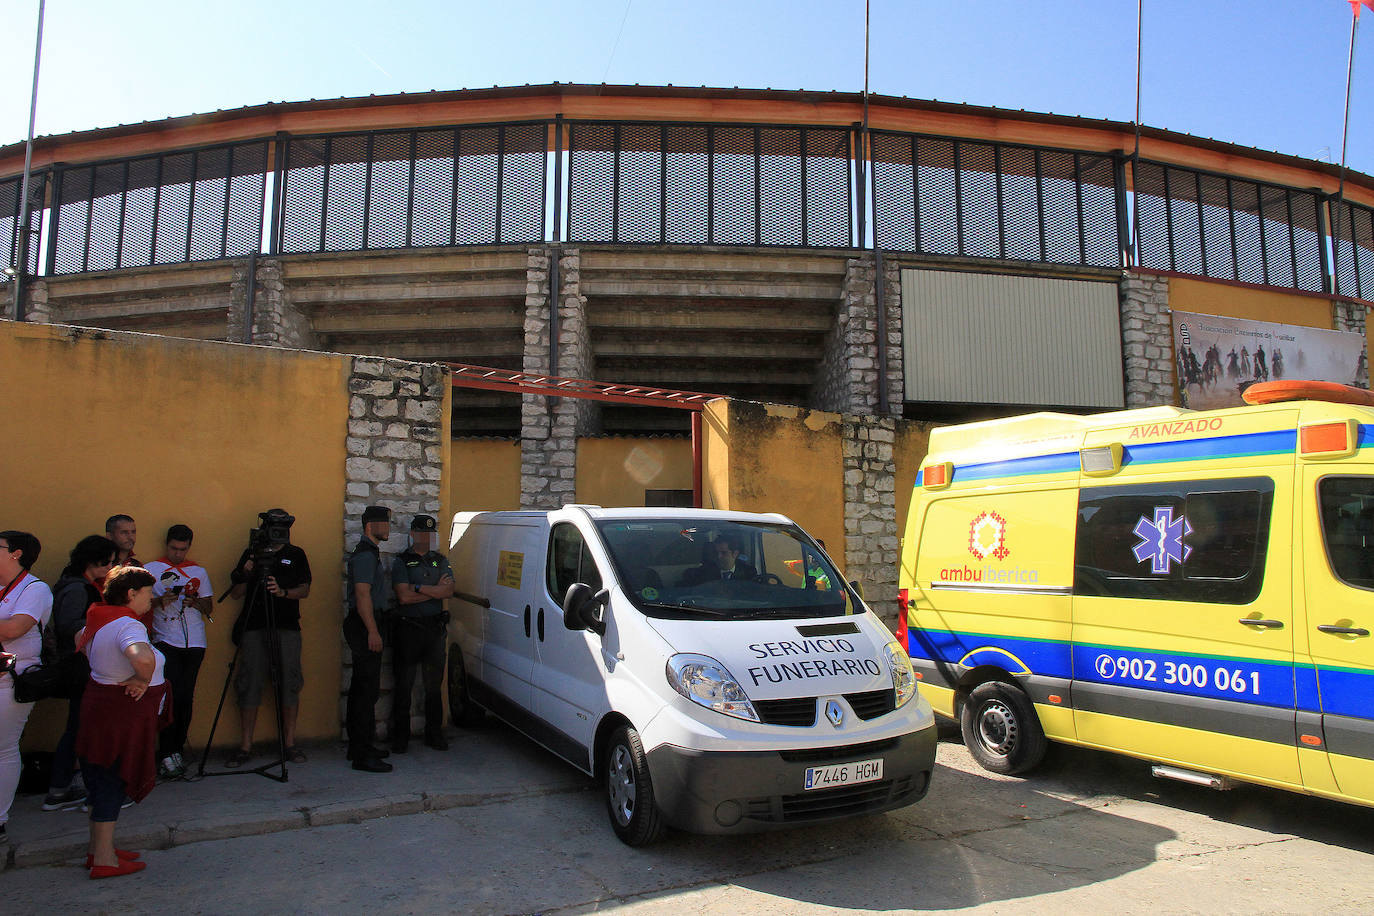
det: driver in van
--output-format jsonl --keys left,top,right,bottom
{"left": 678, "top": 534, "right": 757, "bottom": 586}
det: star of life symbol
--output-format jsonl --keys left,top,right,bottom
{"left": 967, "top": 511, "right": 1010, "bottom": 561}
{"left": 1132, "top": 506, "right": 1192, "bottom": 575}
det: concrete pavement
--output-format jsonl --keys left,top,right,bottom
{"left": 2, "top": 723, "right": 590, "bottom": 871}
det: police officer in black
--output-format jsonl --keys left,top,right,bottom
{"left": 344, "top": 505, "right": 393, "bottom": 773}
{"left": 389, "top": 515, "right": 455, "bottom": 753}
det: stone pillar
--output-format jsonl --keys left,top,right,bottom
{"left": 341, "top": 355, "right": 448, "bottom": 740}
{"left": 1335, "top": 299, "right": 1371, "bottom": 388}
{"left": 841, "top": 414, "right": 900, "bottom": 632}
{"left": 880, "top": 258, "right": 905, "bottom": 414}
{"left": 1119, "top": 271, "right": 1175, "bottom": 407}
{"left": 812, "top": 256, "right": 882, "bottom": 415}
{"left": 521, "top": 246, "right": 594, "bottom": 509}
{"left": 19, "top": 278, "right": 51, "bottom": 324}
{"left": 227, "top": 257, "right": 317, "bottom": 350}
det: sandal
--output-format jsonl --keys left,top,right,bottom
{"left": 285, "top": 746, "right": 307, "bottom": 764}
{"left": 225, "top": 748, "right": 252, "bottom": 768}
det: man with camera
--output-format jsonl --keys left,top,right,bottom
{"left": 145, "top": 524, "right": 212, "bottom": 779}
{"left": 390, "top": 515, "right": 454, "bottom": 754}
{"left": 344, "top": 505, "right": 393, "bottom": 773}
{"left": 226, "top": 509, "right": 312, "bottom": 768}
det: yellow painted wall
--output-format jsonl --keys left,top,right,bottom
{"left": 894, "top": 421, "right": 933, "bottom": 552}
{"left": 701, "top": 400, "right": 845, "bottom": 569}
{"left": 1168, "top": 276, "right": 1336, "bottom": 329}
{"left": 576, "top": 437, "right": 693, "bottom": 506}
{"left": 3, "top": 321, "right": 348, "bottom": 751}
{"left": 448, "top": 439, "right": 521, "bottom": 517}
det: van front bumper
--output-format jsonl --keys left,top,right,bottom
{"left": 644, "top": 724, "right": 937, "bottom": 834}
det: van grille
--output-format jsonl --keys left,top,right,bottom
{"left": 777, "top": 738, "right": 897, "bottom": 764}
{"left": 844, "top": 688, "right": 896, "bottom": 721}
{"left": 754, "top": 697, "right": 817, "bottom": 727}
{"left": 742, "top": 774, "right": 927, "bottom": 824}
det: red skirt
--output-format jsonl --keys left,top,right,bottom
{"left": 75, "top": 680, "right": 172, "bottom": 803}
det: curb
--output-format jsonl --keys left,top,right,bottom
{"left": 3, "top": 783, "right": 590, "bottom": 871}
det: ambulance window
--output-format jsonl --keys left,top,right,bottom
{"left": 1318, "top": 477, "right": 1374, "bottom": 589}
{"left": 546, "top": 524, "right": 602, "bottom": 607}
{"left": 1074, "top": 477, "right": 1272, "bottom": 604}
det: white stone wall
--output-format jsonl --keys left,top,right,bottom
{"left": 227, "top": 258, "right": 317, "bottom": 349}
{"left": 841, "top": 415, "right": 900, "bottom": 632}
{"left": 1335, "top": 299, "right": 1371, "bottom": 388}
{"left": 1119, "top": 271, "right": 1175, "bottom": 407}
{"left": 340, "top": 355, "right": 448, "bottom": 740}
{"left": 813, "top": 257, "right": 880, "bottom": 415}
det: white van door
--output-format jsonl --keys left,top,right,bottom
{"left": 479, "top": 519, "right": 545, "bottom": 713}
{"left": 531, "top": 521, "right": 607, "bottom": 770}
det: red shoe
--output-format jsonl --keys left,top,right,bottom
{"left": 90, "top": 858, "right": 146, "bottom": 879}
{"left": 85, "top": 849, "right": 141, "bottom": 868}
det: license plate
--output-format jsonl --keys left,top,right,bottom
{"left": 803, "top": 758, "right": 884, "bottom": 791}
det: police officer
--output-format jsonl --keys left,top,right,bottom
{"left": 344, "top": 505, "right": 393, "bottom": 773}
{"left": 389, "top": 515, "right": 454, "bottom": 753}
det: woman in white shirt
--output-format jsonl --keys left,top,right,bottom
{"left": 75, "top": 565, "right": 167, "bottom": 879}
{"left": 0, "top": 531, "right": 52, "bottom": 849}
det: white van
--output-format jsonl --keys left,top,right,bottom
{"left": 447, "top": 506, "right": 937, "bottom": 845}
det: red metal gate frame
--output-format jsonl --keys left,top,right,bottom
{"left": 447, "top": 363, "right": 721, "bottom": 507}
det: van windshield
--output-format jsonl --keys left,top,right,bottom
{"left": 593, "top": 519, "right": 858, "bottom": 620}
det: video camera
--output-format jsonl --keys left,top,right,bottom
{"left": 247, "top": 508, "right": 295, "bottom": 569}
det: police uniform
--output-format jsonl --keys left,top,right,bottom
{"left": 344, "top": 505, "right": 392, "bottom": 772}
{"left": 389, "top": 515, "right": 452, "bottom": 752}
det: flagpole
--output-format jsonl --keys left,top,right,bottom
{"left": 12, "top": 0, "right": 44, "bottom": 321}
{"left": 1129, "top": 0, "right": 1142, "bottom": 264}
{"left": 1335, "top": 5, "right": 1357, "bottom": 292}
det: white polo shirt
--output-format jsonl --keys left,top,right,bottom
{"left": 0, "top": 571, "right": 53, "bottom": 674}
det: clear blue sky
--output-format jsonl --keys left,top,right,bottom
{"left": 2, "top": 0, "right": 1372, "bottom": 174}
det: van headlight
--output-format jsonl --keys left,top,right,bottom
{"left": 665, "top": 654, "right": 760, "bottom": 723}
{"left": 884, "top": 640, "right": 917, "bottom": 709}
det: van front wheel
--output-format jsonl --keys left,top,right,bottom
{"left": 960, "top": 681, "right": 1047, "bottom": 775}
{"left": 604, "top": 725, "right": 665, "bottom": 846}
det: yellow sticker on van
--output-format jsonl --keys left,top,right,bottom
{"left": 496, "top": 550, "right": 524, "bottom": 589}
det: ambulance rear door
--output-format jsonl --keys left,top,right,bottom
{"left": 1070, "top": 408, "right": 1300, "bottom": 787}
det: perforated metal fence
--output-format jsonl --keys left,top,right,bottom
{"left": 566, "top": 121, "right": 852, "bottom": 247}
{"left": 48, "top": 141, "right": 268, "bottom": 275}
{"left": 1331, "top": 198, "right": 1374, "bottom": 300}
{"left": 12, "top": 116, "right": 1374, "bottom": 303}
{"left": 871, "top": 132, "right": 1122, "bottom": 267}
{"left": 1134, "top": 160, "right": 1327, "bottom": 293}
{"left": 277, "top": 123, "right": 547, "bottom": 253}
{"left": 1, "top": 172, "right": 45, "bottom": 274}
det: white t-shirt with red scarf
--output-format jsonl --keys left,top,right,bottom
{"left": 145, "top": 558, "right": 213, "bottom": 649}
{"left": 0, "top": 570, "right": 53, "bottom": 674}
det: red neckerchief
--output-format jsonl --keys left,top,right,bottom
{"left": 0, "top": 570, "right": 30, "bottom": 605}
{"left": 77, "top": 603, "right": 146, "bottom": 652}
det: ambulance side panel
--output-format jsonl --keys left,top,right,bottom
{"left": 1299, "top": 443, "right": 1374, "bottom": 803}
{"left": 1069, "top": 409, "right": 1301, "bottom": 790}
{"left": 904, "top": 465, "right": 1078, "bottom": 743}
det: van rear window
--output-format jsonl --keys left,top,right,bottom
{"left": 1073, "top": 477, "right": 1273, "bottom": 604}
{"left": 1318, "top": 477, "right": 1374, "bottom": 590}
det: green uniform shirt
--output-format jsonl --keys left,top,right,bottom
{"left": 391, "top": 549, "right": 451, "bottom": 617}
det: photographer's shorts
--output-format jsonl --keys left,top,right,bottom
{"left": 235, "top": 629, "right": 304, "bottom": 708}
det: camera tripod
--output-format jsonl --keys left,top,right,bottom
{"left": 196, "top": 563, "right": 290, "bottom": 783}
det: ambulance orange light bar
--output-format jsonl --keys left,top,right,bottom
{"left": 1299, "top": 420, "right": 1358, "bottom": 459}
{"left": 922, "top": 462, "right": 953, "bottom": 489}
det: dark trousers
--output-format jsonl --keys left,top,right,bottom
{"left": 390, "top": 615, "right": 447, "bottom": 746}
{"left": 155, "top": 643, "right": 205, "bottom": 759}
{"left": 343, "top": 613, "right": 382, "bottom": 757}
{"left": 49, "top": 655, "right": 90, "bottom": 791}
{"left": 81, "top": 759, "right": 125, "bottom": 823}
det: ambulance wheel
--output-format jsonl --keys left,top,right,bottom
{"left": 446, "top": 648, "right": 484, "bottom": 727}
{"left": 960, "top": 681, "right": 1047, "bottom": 775}
{"left": 604, "top": 725, "right": 665, "bottom": 846}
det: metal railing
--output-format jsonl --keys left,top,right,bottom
{"left": 4, "top": 117, "right": 1373, "bottom": 303}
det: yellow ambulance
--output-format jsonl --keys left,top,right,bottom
{"left": 899, "top": 381, "right": 1374, "bottom": 806}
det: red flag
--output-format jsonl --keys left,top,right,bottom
{"left": 1353, "top": 0, "right": 1374, "bottom": 18}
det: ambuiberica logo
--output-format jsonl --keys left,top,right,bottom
{"left": 938, "top": 510, "right": 1040, "bottom": 586}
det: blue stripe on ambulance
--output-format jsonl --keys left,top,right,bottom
{"left": 905, "top": 628, "right": 1373, "bottom": 719}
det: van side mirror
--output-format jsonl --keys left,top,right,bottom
{"left": 563, "top": 583, "right": 608, "bottom": 635}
